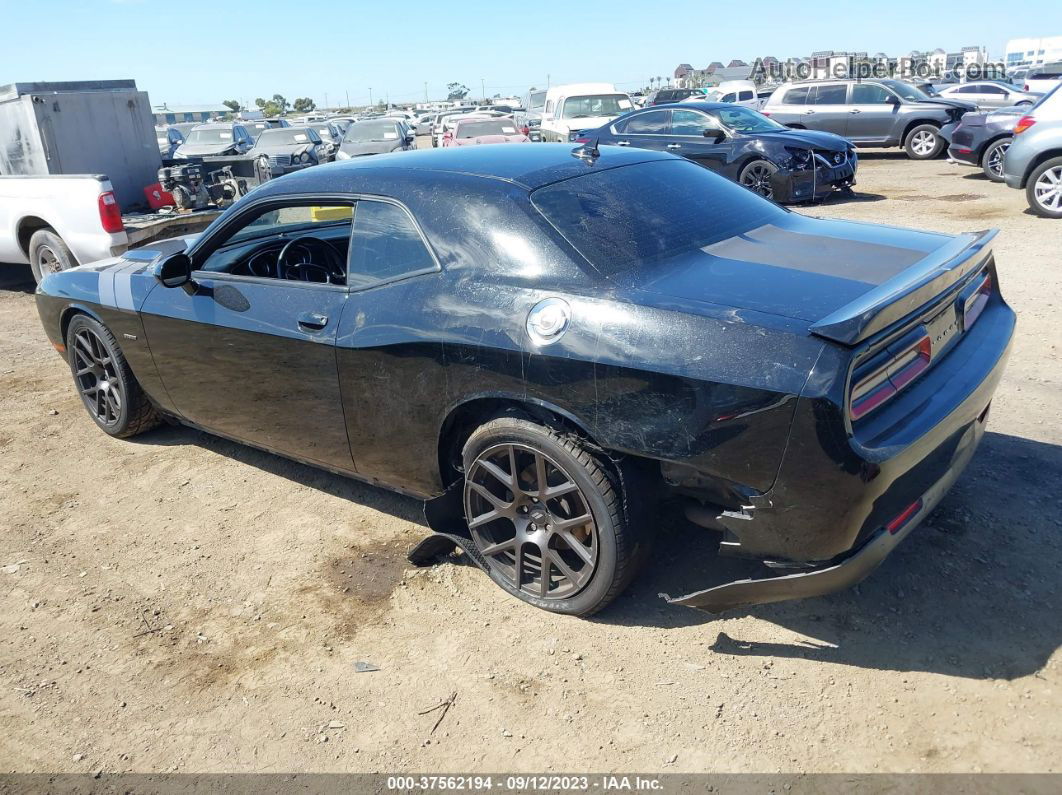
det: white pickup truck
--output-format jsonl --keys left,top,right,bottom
{"left": 0, "top": 175, "right": 220, "bottom": 283}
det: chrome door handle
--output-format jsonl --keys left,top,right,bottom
{"left": 297, "top": 312, "right": 329, "bottom": 331}
{"left": 850, "top": 109, "right": 861, "bottom": 114}
{"left": 804, "top": 110, "right": 816, "bottom": 115}
{"left": 616, "top": 140, "right": 630, "bottom": 146}
{"left": 666, "top": 143, "right": 681, "bottom": 150}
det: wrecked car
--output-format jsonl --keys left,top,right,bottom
{"left": 34, "top": 144, "right": 1014, "bottom": 616}
{"left": 586, "top": 102, "right": 857, "bottom": 202}
{"left": 173, "top": 122, "right": 256, "bottom": 158}
{"left": 248, "top": 126, "right": 329, "bottom": 171}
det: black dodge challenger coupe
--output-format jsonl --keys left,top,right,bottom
{"left": 580, "top": 102, "right": 857, "bottom": 203}
{"left": 35, "top": 144, "right": 1014, "bottom": 616}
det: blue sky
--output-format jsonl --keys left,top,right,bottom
{"left": 1, "top": 0, "right": 1059, "bottom": 107}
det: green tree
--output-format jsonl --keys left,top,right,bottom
{"left": 222, "top": 99, "right": 241, "bottom": 113}
{"left": 446, "top": 82, "right": 470, "bottom": 101}
{"left": 293, "top": 97, "right": 316, "bottom": 113}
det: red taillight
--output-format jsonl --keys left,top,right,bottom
{"left": 574, "top": 136, "right": 591, "bottom": 143}
{"left": 1014, "top": 115, "right": 1036, "bottom": 135}
{"left": 957, "top": 147, "right": 973, "bottom": 154}
{"left": 761, "top": 111, "right": 771, "bottom": 117}
{"left": 98, "top": 191, "right": 123, "bottom": 234}
{"left": 886, "top": 499, "right": 923, "bottom": 535}
{"left": 963, "top": 272, "right": 992, "bottom": 330}
{"left": 1023, "top": 83, "right": 1030, "bottom": 91}
{"left": 520, "top": 125, "right": 530, "bottom": 136}
{"left": 850, "top": 330, "right": 931, "bottom": 420}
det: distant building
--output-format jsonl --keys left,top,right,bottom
{"left": 152, "top": 103, "right": 231, "bottom": 125}
{"left": 1005, "top": 36, "right": 1062, "bottom": 70}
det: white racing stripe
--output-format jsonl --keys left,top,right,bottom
{"left": 97, "top": 261, "right": 143, "bottom": 311}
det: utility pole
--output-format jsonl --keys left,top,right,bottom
{"left": 481, "top": 77, "right": 485, "bottom": 103}
{"left": 369, "top": 87, "right": 373, "bottom": 108}
{"left": 424, "top": 82, "right": 428, "bottom": 103}
{"left": 345, "top": 89, "right": 350, "bottom": 109}
{"left": 324, "top": 91, "right": 329, "bottom": 110}
{"left": 547, "top": 73, "right": 551, "bottom": 88}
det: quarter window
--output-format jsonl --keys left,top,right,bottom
{"left": 782, "top": 86, "right": 810, "bottom": 105}
{"left": 347, "top": 200, "right": 435, "bottom": 288}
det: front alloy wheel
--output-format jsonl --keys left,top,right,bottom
{"left": 739, "top": 160, "right": 778, "bottom": 199}
{"left": 71, "top": 326, "right": 124, "bottom": 427}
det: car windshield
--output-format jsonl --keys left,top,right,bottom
{"left": 529, "top": 91, "right": 546, "bottom": 110}
{"left": 345, "top": 120, "right": 400, "bottom": 142}
{"left": 457, "top": 120, "right": 518, "bottom": 137}
{"left": 532, "top": 160, "right": 785, "bottom": 277}
{"left": 258, "top": 129, "right": 319, "bottom": 145}
{"left": 880, "top": 80, "right": 929, "bottom": 101}
{"left": 185, "top": 128, "right": 233, "bottom": 144}
{"left": 559, "top": 94, "right": 632, "bottom": 119}
{"left": 714, "top": 106, "right": 785, "bottom": 133}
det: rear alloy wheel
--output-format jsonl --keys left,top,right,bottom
{"left": 739, "top": 159, "right": 779, "bottom": 199}
{"left": 66, "top": 315, "right": 160, "bottom": 438}
{"left": 981, "top": 138, "right": 1010, "bottom": 182}
{"left": 461, "top": 417, "right": 642, "bottom": 615}
{"left": 905, "top": 125, "right": 944, "bottom": 159}
{"left": 1026, "top": 157, "right": 1062, "bottom": 219}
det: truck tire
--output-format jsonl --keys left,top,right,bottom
{"left": 904, "top": 124, "right": 944, "bottom": 159}
{"left": 1025, "top": 156, "right": 1062, "bottom": 219}
{"left": 29, "top": 229, "right": 77, "bottom": 283}
{"left": 461, "top": 416, "right": 645, "bottom": 616}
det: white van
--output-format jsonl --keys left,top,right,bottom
{"left": 539, "top": 83, "right": 634, "bottom": 142}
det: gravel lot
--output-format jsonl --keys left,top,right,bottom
{"left": 1, "top": 146, "right": 1059, "bottom": 774}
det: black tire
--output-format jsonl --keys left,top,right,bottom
{"left": 28, "top": 229, "right": 77, "bottom": 284}
{"left": 1025, "top": 156, "right": 1062, "bottom": 219}
{"left": 65, "top": 314, "right": 161, "bottom": 438}
{"left": 904, "top": 124, "right": 944, "bottom": 159}
{"left": 739, "top": 159, "right": 779, "bottom": 199}
{"left": 981, "top": 138, "right": 1010, "bottom": 182}
{"left": 461, "top": 416, "right": 644, "bottom": 616}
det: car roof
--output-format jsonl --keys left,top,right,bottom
{"left": 256, "top": 143, "right": 674, "bottom": 193}
{"left": 640, "top": 101, "right": 742, "bottom": 112}
{"left": 192, "top": 122, "right": 238, "bottom": 130}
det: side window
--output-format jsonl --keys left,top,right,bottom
{"left": 808, "top": 84, "right": 848, "bottom": 104}
{"left": 722, "top": 93, "right": 736, "bottom": 102}
{"left": 981, "top": 85, "right": 1006, "bottom": 94}
{"left": 782, "top": 86, "right": 810, "bottom": 105}
{"left": 851, "top": 84, "right": 892, "bottom": 104}
{"left": 955, "top": 85, "right": 980, "bottom": 94}
{"left": 625, "top": 110, "right": 670, "bottom": 134}
{"left": 738, "top": 91, "right": 754, "bottom": 101}
{"left": 544, "top": 100, "right": 555, "bottom": 115}
{"left": 671, "top": 109, "right": 714, "bottom": 136}
{"left": 347, "top": 200, "right": 436, "bottom": 289}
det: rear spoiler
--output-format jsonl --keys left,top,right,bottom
{"left": 810, "top": 229, "right": 998, "bottom": 345}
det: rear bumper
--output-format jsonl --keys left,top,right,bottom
{"left": 663, "top": 400, "right": 987, "bottom": 613}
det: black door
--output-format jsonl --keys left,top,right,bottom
{"left": 600, "top": 109, "right": 671, "bottom": 152}
{"left": 140, "top": 201, "right": 356, "bottom": 471}
{"left": 668, "top": 108, "right": 733, "bottom": 172}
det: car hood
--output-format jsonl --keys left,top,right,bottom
{"left": 175, "top": 143, "right": 239, "bottom": 156}
{"left": 736, "top": 128, "right": 850, "bottom": 150}
{"left": 251, "top": 144, "right": 313, "bottom": 156}
{"left": 340, "top": 140, "right": 396, "bottom": 156}
{"left": 910, "top": 97, "right": 978, "bottom": 113}
{"left": 618, "top": 213, "right": 955, "bottom": 326}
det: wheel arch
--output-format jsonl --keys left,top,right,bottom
{"left": 59, "top": 303, "right": 107, "bottom": 348}
{"left": 1021, "top": 148, "right": 1062, "bottom": 189}
{"left": 436, "top": 394, "right": 602, "bottom": 488}
{"left": 977, "top": 133, "right": 1013, "bottom": 164}
{"left": 900, "top": 118, "right": 942, "bottom": 145}
{"left": 16, "top": 216, "right": 55, "bottom": 258}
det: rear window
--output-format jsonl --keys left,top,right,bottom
{"left": 531, "top": 160, "right": 785, "bottom": 277}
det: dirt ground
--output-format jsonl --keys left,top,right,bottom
{"left": 1, "top": 146, "right": 1060, "bottom": 775}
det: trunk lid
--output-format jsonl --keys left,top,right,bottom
{"left": 622, "top": 215, "right": 996, "bottom": 344}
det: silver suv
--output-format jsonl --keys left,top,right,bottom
{"left": 762, "top": 79, "right": 975, "bottom": 159}
{"left": 1002, "top": 84, "right": 1062, "bottom": 218}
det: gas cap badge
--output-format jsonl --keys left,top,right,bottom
{"left": 526, "top": 297, "right": 571, "bottom": 346}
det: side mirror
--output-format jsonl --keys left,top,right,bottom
{"left": 887, "top": 95, "right": 900, "bottom": 106}
{"left": 155, "top": 253, "right": 193, "bottom": 289}
{"left": 702, "top": 127, "right": 725, "bottom": 141}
